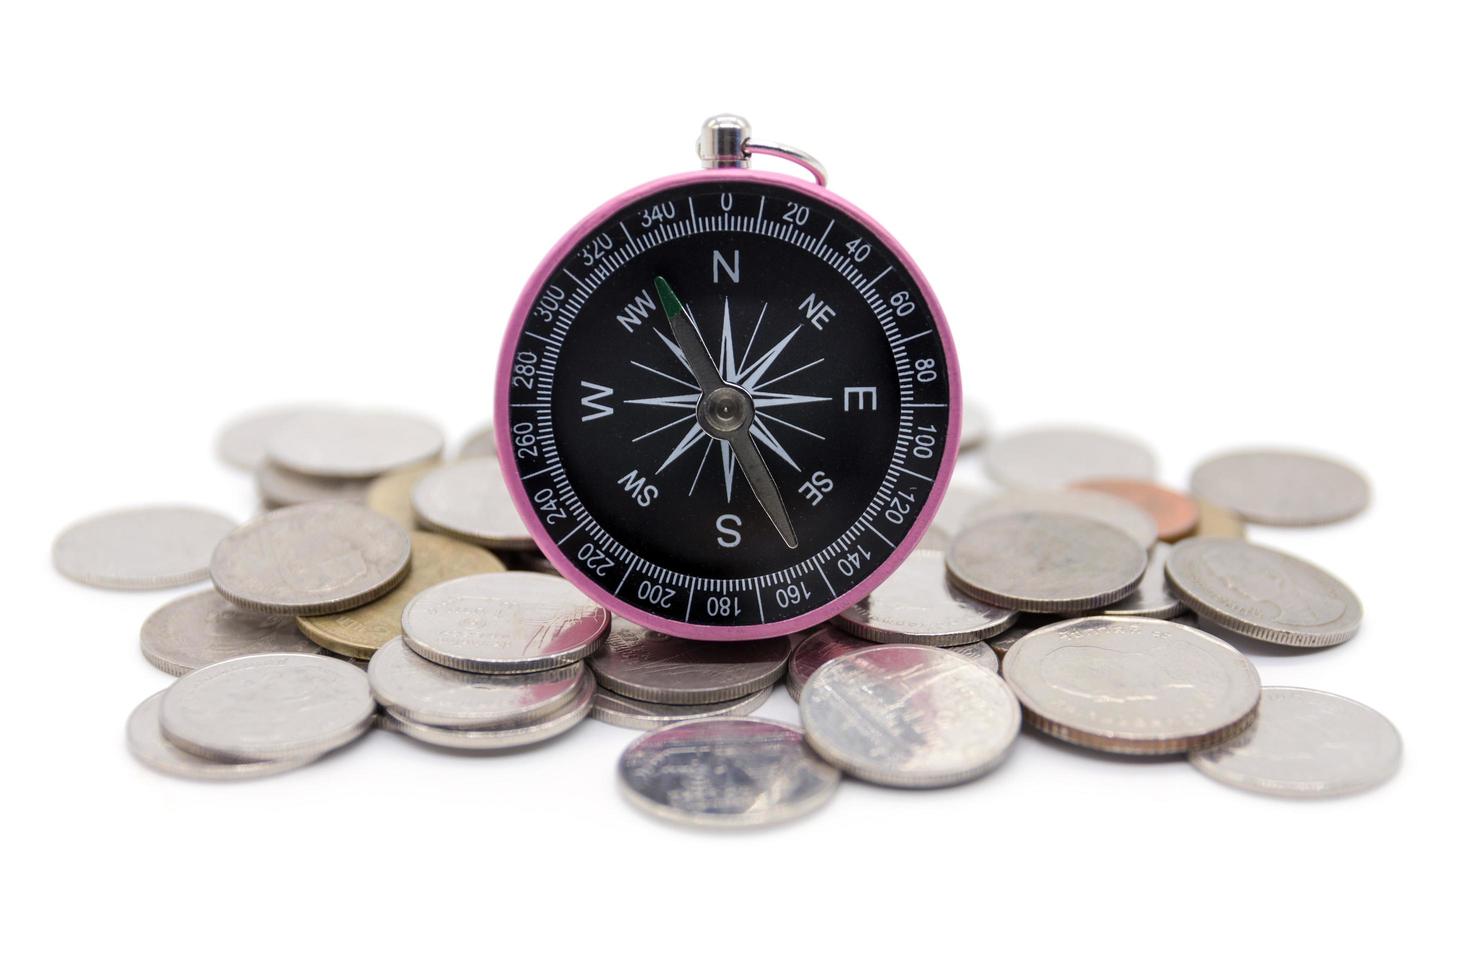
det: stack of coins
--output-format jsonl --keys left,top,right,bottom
{"left": 55, "top": 406, "right": 1398, "bottom": 827}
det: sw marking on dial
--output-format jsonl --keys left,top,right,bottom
{"left": 502, "top": 175, "right": 955, "bottom": 635}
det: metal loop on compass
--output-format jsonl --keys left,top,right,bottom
{"left": 697, "top": 114, "right": 828, "bottom": 186}
{"left": 742, "top": 140, "right": 828, "bottom": 186}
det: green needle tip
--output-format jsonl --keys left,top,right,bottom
{"left": 653, "top": 276, "right": 682, "bottom": 320}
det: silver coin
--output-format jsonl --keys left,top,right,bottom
{"left": 787, "top": 626, "right": 874, "bottom": 700}
{"left": 159, "top": 653, "right": 376, "bottom": 762}
{"left": 210, "top": 502, "right": 412, "bottom": 615}
{"left": 53, "top": 505, "right": 236, "bottom": 590}
{"left": 127, "top": 691, "right": 319, "bottom": 780}
{"left": 958, "top": 400, "right": 990, "bottom": 452}
{"left": 410, "top": 457, "right": 534, "bottom": 550}
{"left": 381, "top": 670, "right": 594, "bottom": 749}
{"left": 965, "top": 488, "right": 1158, "bottom": 550}
{"left": 618, "top": 718, "right": 839, "bottom": 828}
{"left": 1002, "top": 617, "right": 1261, "bottom": 754}
{"left": 833, "top": 549, "right": 1018, "bottom": 645}
{"left": 987, "top": 615, "right": 1057, "bottom": 658}
{"left": 1164, "top": 538, "right": 1363, "bottom": 647}
{"left": 931, "top": 483, "right": 991, "bottom": 538}
{"left": 591, "top": 684, "right": 772, "bottom": 731}
{"left": 801, "top": 644, "right": 1021, "bottom": 788}
{"left": 1189, "top": 687, "right": 1402, "bottom": 797}
{"left": 216, "top": 404, "right": 329, "bottom": 471}
{"left": 1103, "top": 542, "right": 1186, "bottom": 619}
{"left": 140, "top": 589, "right": 322, "bottom": 675}
{"left": 367, "top": 635, "right": 584, "bottom": 728}
{"left": 266, "top": 408, "right": 445, "bottom": 479}
{"left": 948, "top": 638, "right": 1000, "bottom": 672}
{"left": 458, "top": 423, "right": 498, "bottom": 458}
{"left": 946, "top": 511, "right": 1148, "bottom": 612}
{"left": 401, "top": 571, "right": 609, "bottom": 673}
{"left": 589, "top": 617, "right": 789, "bottom": 705}
{"left": 983, "top": 426, "right": 1156, "bottom": 491}
{"left": 1190, "top": 449, "right": 1369, "bottom": 527}
{"left": 255, "top": 461, "right": 371, "bottom": 508}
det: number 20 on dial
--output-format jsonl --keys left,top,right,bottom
{"left": 495, "top": 115, "right": 961, "bottom": 639}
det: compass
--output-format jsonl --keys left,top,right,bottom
{"left": 495, "top": 115, "right": 961, "bottom": 640}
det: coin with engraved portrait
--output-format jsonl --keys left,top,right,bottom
{"left": 1190, "top": 449, "right": 1369, "bottom": 527}
{"left": 128, "top": 691, "right": 319, "bottom": 780}
{"left": 590, "top": 617, "right": 788, "bottom": 704}
{"left": 267, "top": 408, "right": 445, "bottom": 479}
{"left": 141, "top": 589, "right": 322, "bottom": 675}
{"left": 947, "top": 511, "right": 1147, "bottom": 612}
{"left": 210, "top": 501, "right": 412, "bottom": 615}
{"left": 1164, "top": 538, "right": 1362, "bottom": 647}
{"left": 1189, "top": 687, "right": 1401, "bottom": 797}
{"left": 53, "top": 505, "right": 237, "bottom": 590}
{"left": 411, "top": 456, "right": 534, "bottom": 550}
{"left": 1002, "top": 617, "right": 1261, "bottom": 754}
{"left": 963, "top": 488, "right": 1158, "bottom": 550}
{"left": 379, "top": 670, "right": 594, "bottom": 749}
{"left": 297, "top": 531, "right": 504, "bottom": 658}
{"left": 159, "top": 653, "right": 376, "bottom": 762}
{"left": 618, "top": 718, "right": 839, "bottom": 827}
{"left": 401, "top": 571, "right": 609, "bottom": 673}
{"left": 833, "top": 549, "right": 1017, "bottom": 645}
{"left": 984, "top": 426, "right": 1156, "bottom": 490}
{"left": 368, "top": 635, "right": 584, "bottom": 728}
{"left": 800, "top": 644, "right": 1020, "bottom": 787}
{"left": 591, "top": 684, "right": 772, "bottom": 730}
{"left": 1103, "top": 542, "right": 1186, "bottom": 619}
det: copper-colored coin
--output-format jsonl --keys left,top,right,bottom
{"left": 1192, "top": 499, "right": 1247, "bottom": 540}
{"left": 1073, "top": 479, "right": 1200, "bottom": 542}
{"left": 297, "top": 530, "right": 505, "bottom": 658}
{"left": 366, "top": 462, "right": 439, "bottom": 530}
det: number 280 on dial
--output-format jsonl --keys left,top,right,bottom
{"left": 495, "top": 167, "right": 960, "bottom": 640}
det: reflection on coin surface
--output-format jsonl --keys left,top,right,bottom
{"left": 1193, "top": 499, "right": 1247, "bottom": 539}
{"left": 141, "top": 589, "right": 321, "bottom": 675}
{"left": 1190, "top": 449, "right": 1369, "bottom": 526}
{"left": 256, "top": 461, "right": 371, "bottom": 509}
{"left": 401, "top": 571, "right": 609, "bottom": 673}
{"left": 368, "top": 636, "right": 583, "bottom": 728}
{"left": 53, "top": 505, "right": 236, "bottom": 590}
{"left": 947, "top": 512, "right": 1147, "bottom": 612}
{"left": 1003, "top": 617, "right": 1261, "bottom": 754}
{"left": 801, "top": 645, "right": 1020, "bottom": 787}
{"left": 1073, "top": 479, "right": 1199, "bottom": 542}
{"left": 833, "top": 550, "right": 1017, "bottom": 645}
{"left": 458, "top": 423, "right": 497, "bottom": 458}
{"left": 984, "top": 427, "right": 1156, "bottom": 491}
{"left": 965, "top": 488, "right": 1158, "bottom": 550}
{"left": 217, "top": 404, "right": 327, "bottom": 471}
{"left": 591, "top": 684, "right": 772, "bottom": 730}
{"left": 787, "top": 627, "right": 872, "bottom": 700}
{"left": 381, "top": 671, "right": 594, "bottom": 749}
{"left": 590, "top": 618, "right": 789, "bottom": 704}
{"left": 1165, "top": 538, "right": 1363, "bottom": 647}
{"left": 365, "top": 462, "right": 439, "bottom": 529}
{"left": 1104, "top": 542, "right": 1186, "bottom": 619}
{"left": 618, "top": 718, "right": 839, "bottom": 827}
{"left": 411, "top": 457, "right": 534, "bottom": 550}
{"left": 267, "top": 408, "right": 445, "bottom": 479}
{"left": 211, "top": 502, "right": 412, "bottom": 615}
{"left": 1189, "top": 687, "right": 1402, "bottom": 797}
{"left": 128, "top": 691, "right": 319, "bottom": 780}
{"left": 160, "top": 653, "right": 376, "bottom": 762}
{"left": 297, "top": 531, "right": 504, "bottom": 658}
{"left": 958, "top": 401, "right": 990, "bottom": 451}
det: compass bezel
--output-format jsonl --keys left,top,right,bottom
{"left": 495, "top": 169, "right": 962, "bottom": 640}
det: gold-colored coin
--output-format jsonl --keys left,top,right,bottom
{"left": 1192, "top": 499, "right": 1246, "bottom": 540}
{"left": 366, "top": 462, "right": 439, "bottom": 529}
{"left": 297, "top": 531, "right": 505, "bottom": 658}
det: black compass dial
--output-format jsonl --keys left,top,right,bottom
{"left": 502, "top": 177, "right": 955, "bottom": 634}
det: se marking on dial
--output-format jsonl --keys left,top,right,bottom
{"left": 500, "top": 174, "right": 957, "bottom": 637}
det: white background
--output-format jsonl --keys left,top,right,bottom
{"left": 3, "top": 2, "right": 1465, "bottom": 976}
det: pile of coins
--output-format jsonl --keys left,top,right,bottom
{"left": 55, "top": 404, "right": 1401, "bottom": 823}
